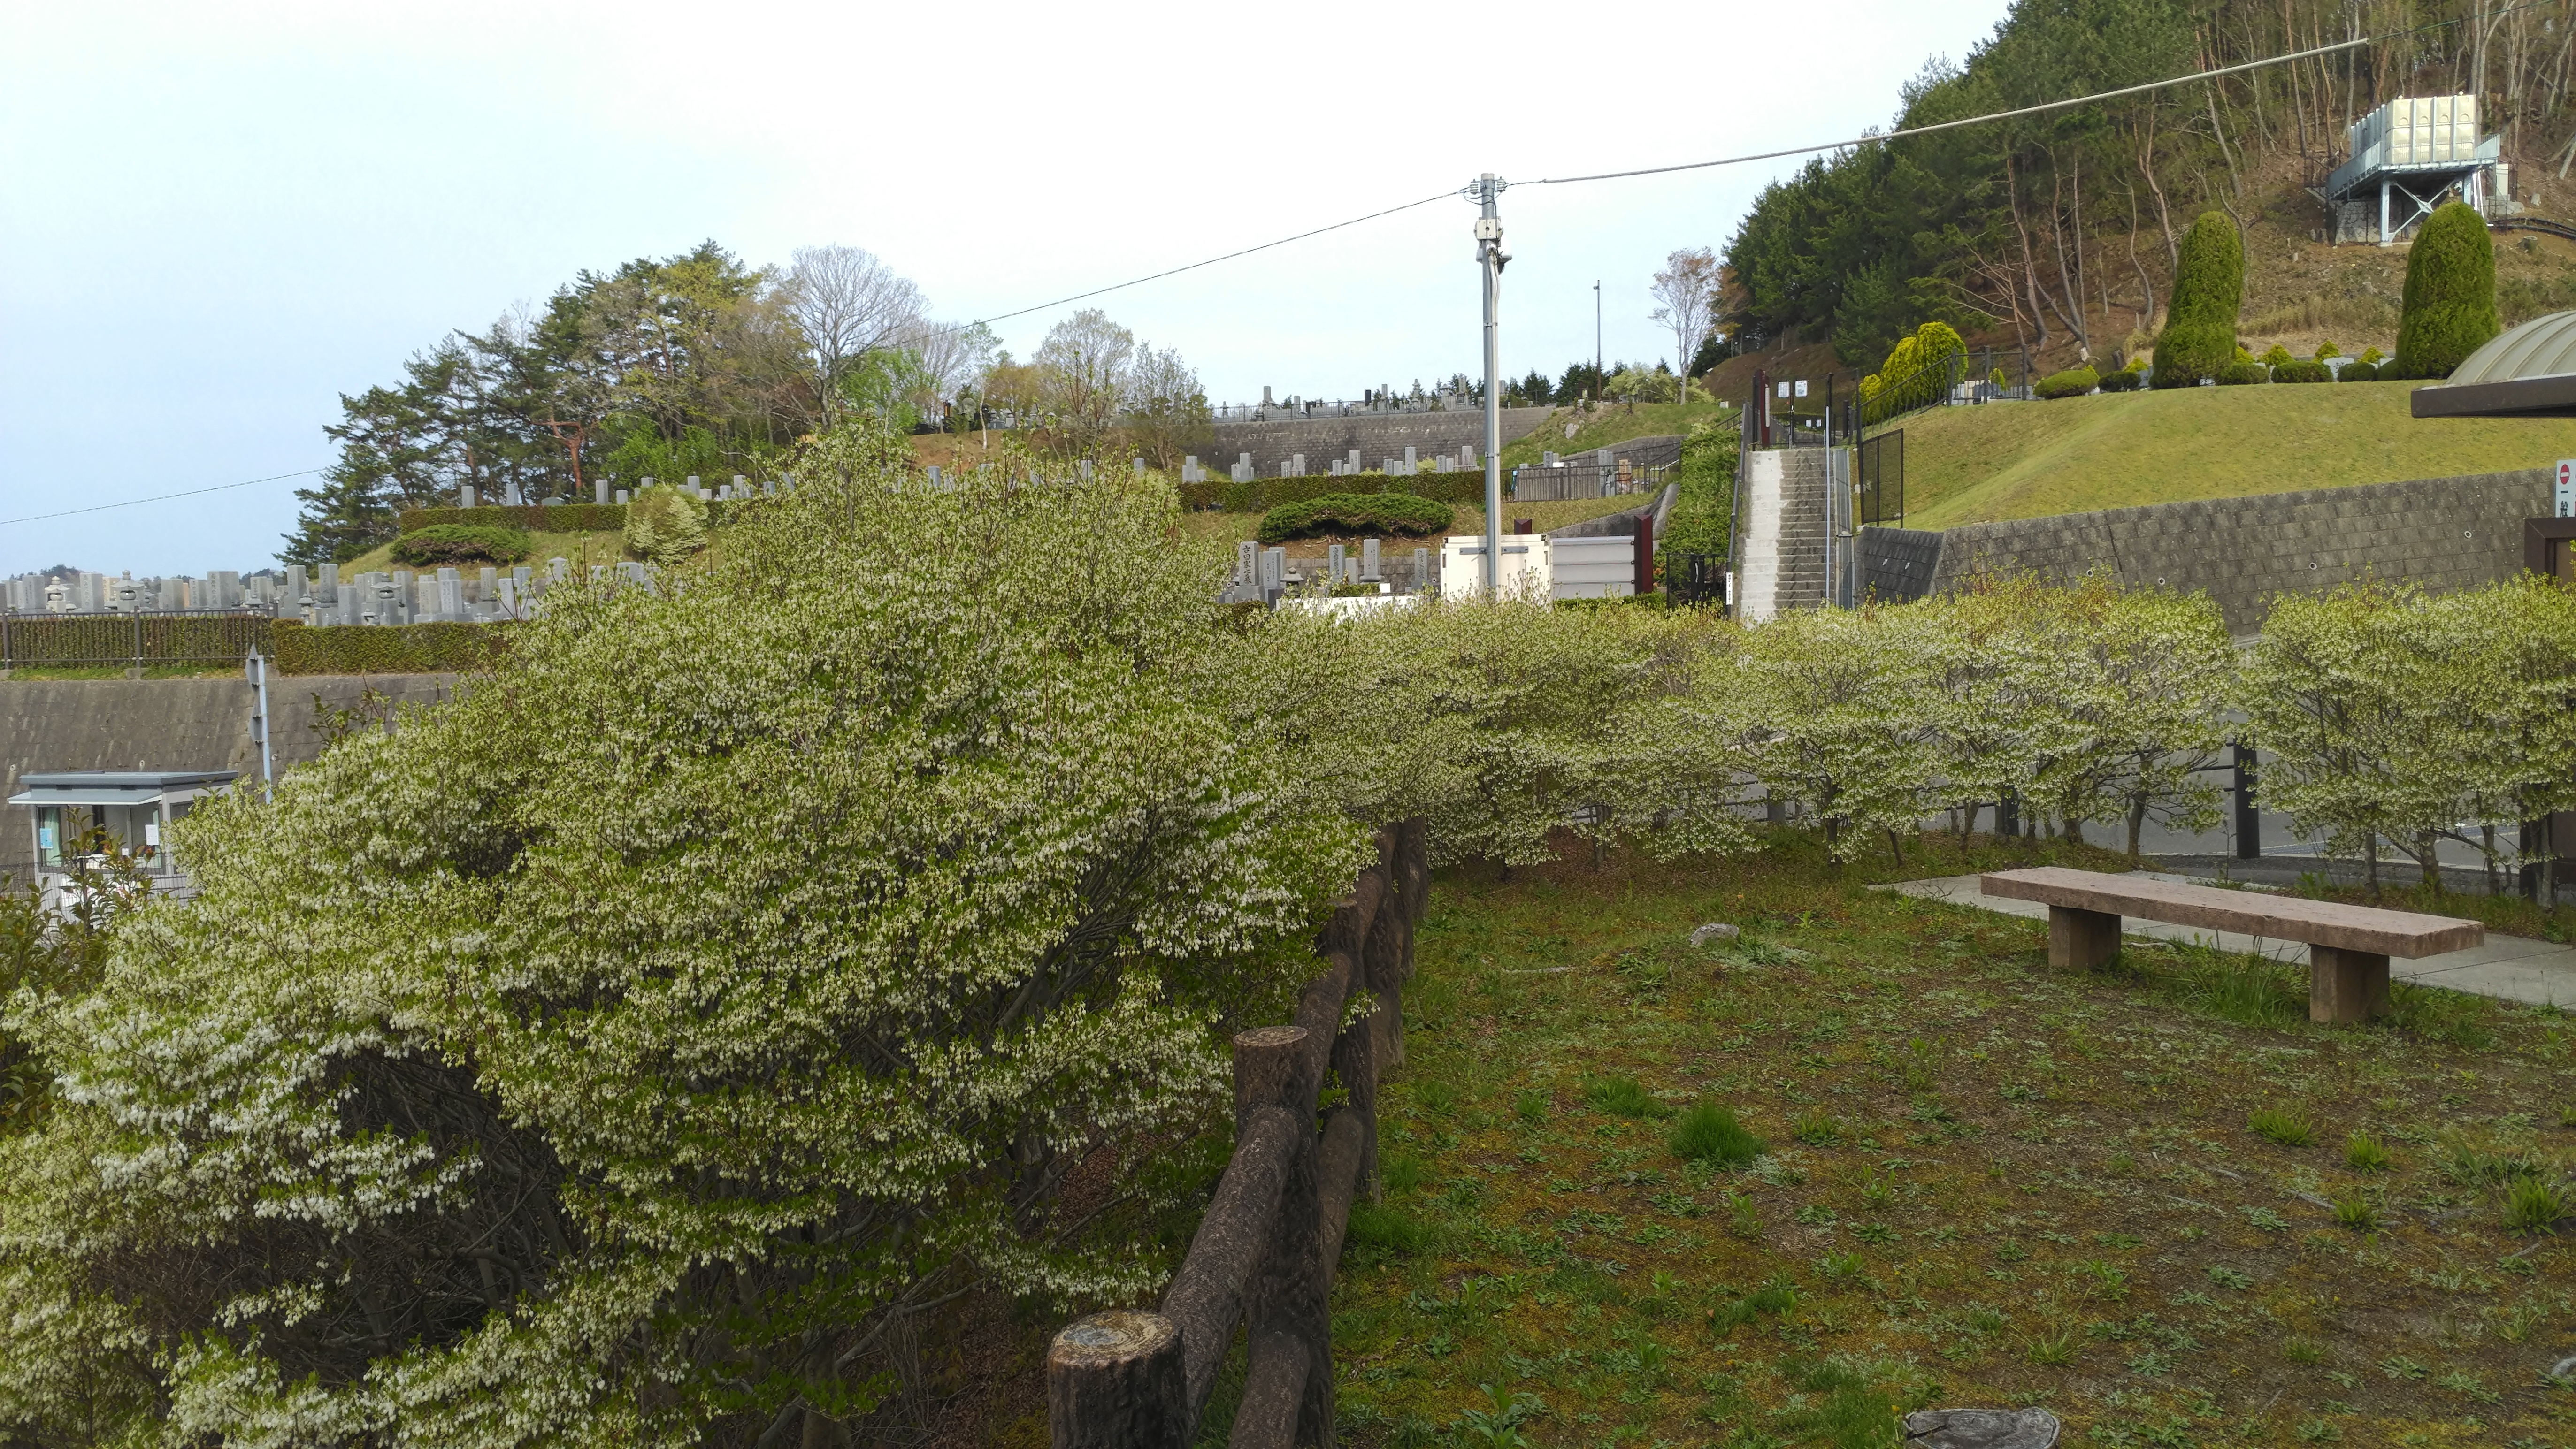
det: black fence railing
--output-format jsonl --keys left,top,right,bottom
{"left": 0, "top": 610, "right": 273, "bottom": 669}
{"left": 1858, "top": 430, "right": 1904, "bottom": 526}
{"left": 1665, "top": 551, "right": 1726, "bottom": 609}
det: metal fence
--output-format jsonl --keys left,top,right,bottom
{"left": 0, "top": 610, "right": 274, "bottom": 669}
{"left": 1858, "top": 429, "right": 1904, "bottom": 526}
{"left": 1664, "top": 551, "right": 1726, "bottom": 608}
{"left": 1507, "top": 461, "right": 1670, "bottom": 503}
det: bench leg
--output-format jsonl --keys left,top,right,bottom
{"left": 2310, "top": 946, "right": 2392, "bottom": 1023}
{"left": 2048, "top": 905, "right": 2121, "bottom": 969}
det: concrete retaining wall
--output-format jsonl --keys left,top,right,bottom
{"left": 1210, "top": 407, "right": 1555, "bottom": 475}
{"left": 0, "top": 674, "right": 461, "bottom": 879}
{"left": 1854, "top": 469, "right": 2551, "bottom": 632}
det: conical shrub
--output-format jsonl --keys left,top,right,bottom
{"left": 2393, "top": 202, "right": 2500, "bottom": 380}
{"left": 2153, "top": 212, "right": 2243, "bottom": 388}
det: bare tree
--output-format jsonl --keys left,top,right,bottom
{"left": 1033, "top": 308, "right": 1136, "bottom": 455}
{"left": 1125, "top": 343, "right": 1212, "bottom": 470}
{"left": 783, "top": 245, "right": 927, "bottom": 429}
{"left": 1649, "top": 247, "right": 1720, "bottom": 381}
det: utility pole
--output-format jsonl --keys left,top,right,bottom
{"left": 1594, "top": 280, "right": 1602, "bottom": 391}
{"left": 1474, "top": 174, "right": 1509, "bottom": 595}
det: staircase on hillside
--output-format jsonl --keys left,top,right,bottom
{"left": 1734, "top": 448, "right": 1836, "bottom": 621}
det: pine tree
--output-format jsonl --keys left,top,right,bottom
{"left": 276, "top": 465, "right": 394, "bottom": 566}
{"left": 2152, "top": 212, "right": 2243, "bottom": 388}
{"left": 2394, "top": 202, "right": 2500, "bottom": 381}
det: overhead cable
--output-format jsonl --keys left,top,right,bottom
{"left": 0, "top": 467, "right": 324, "bottom": 528}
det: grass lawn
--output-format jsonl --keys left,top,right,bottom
{"left": 1322, "top": 833, "right": 2576, "bottom": 1448}
{"left": 344, "top": 528, "right": 628, "bottom": 575}
{"left": 1500, "top": 403, "right": 1735, "bottom": 470}
{"left": 1899, "top": 383, "right": 2576, "bottom": 531}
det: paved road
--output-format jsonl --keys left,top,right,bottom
{"left": 1884, "top": 872, "right": 2576, "bottom": 1009}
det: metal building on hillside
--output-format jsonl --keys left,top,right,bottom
{"left": 2323, "top": 95, "right": 2507, "bottom": 245}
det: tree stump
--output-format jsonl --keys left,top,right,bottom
{"left": 1047, "top": 1310, "right": 1186, "bottom": 1449}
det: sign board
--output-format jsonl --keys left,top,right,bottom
{"left": 1794, "top": 379, "right": 1809, "bottom": 398}
{"left": 2558, "top": 459, "right": 2575, "bottom": 517}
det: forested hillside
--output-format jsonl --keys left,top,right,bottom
{"left": 1725, "top": 0, "right": 2576, "bottom": 374}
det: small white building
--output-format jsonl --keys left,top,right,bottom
{"left": 1439, "top": 533, "right": 1641, "bottom": 600}
{"left": 9, "top": 770, "right": 239, "bottom": 905}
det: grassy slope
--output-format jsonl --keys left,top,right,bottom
{"left": 1899, "top": 381, "right": 2576, "bottom": 530}
{"left": 1176, "top": 496, "right": 1642, "bottom": 558}
{"left": 1311, "top": 833, "right": 2576, "bottom": 1447}
{"left": 344, "top": 529, "right": 629, "bottom": 576}
{"left": 1498, "top": 402, "right": 1735, "bottom": 469}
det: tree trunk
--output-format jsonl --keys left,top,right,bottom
{"left": 2128, "top": 796, "right": 2149, "bottom": 860}
{"left": 2126, "top": 181, "right": 2158, "bottom": 332}
{"left": 2007, "top": 155, "right": 2052, "bottom": 354}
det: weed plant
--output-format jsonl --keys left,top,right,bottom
{"left": 1671, "top": 1104, "right": 1766, "bottom": 1167}
{"left": 2249, "top": 1105, "right": 2318, "bottom": 1147}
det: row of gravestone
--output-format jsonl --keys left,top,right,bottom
{"left": 1218, "top": 539, "right": 1436, "bottom": 605}
{"left": 1180, "top": 446, "right": 1480, "bottom": 486}
{"left": 2, "top": 570, "right": 276, "bottom": 617}
{"left": 456, "top": 474, "right": 788, "bottom": 508}
{"left": 289, "top": 559, "right": 655, "bottom": 627}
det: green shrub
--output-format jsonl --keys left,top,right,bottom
{"left": 2358, "top": 345, "right": 2385, "bottom": 365}
{"left": 1670, "top": 1103, "right": 1765, "bottom": 1165}
{"left": 2337, "top": 360, "right": 2378, "bottom": 382}
{"left": 1257, "top": 491, "right": 1453, "bottom": 544}
{"left": 270, "top": 619, "right": 506, "bottom": 675}
{"left": 2260, "top": 343, "right": 2296, "bottom": 369}
{"left": 2154, "top": 212, "right": 2245, "bottom": 387}
{"left": 387, "top": 524, "right": 533, "bottom": 566}
{"left": 2315, "top": 341, "right": 2343, "bottom": 361}
{"left": 2504, "top": 1174, "right": 2568, "bottom": 1235}
{"left": 624, "top": 482, "right": 709, "bottom": 565}
{"left": 2272, "top": 359, "right": 2333, "bottom": 384}
{"left": 2216, "top": 360, "right": 2270, "bottom": 386}
{"left": 2096, "top": 367, "right": 2142, "bottom": 393}
{"left": 2034, "top": 366, "right": 2100, "bottom": 400}
{"left": 1583, "top": 1075, "right": 1669, "bottom": 1119}
{"left": 1178, "top": 472, "right": 1484, "bottom": 513}
{"left": 2248, "top": 1105, "right": 2316, "bottom": 1147}
{"left": 397, "top": 503, "right": 627, "bottom": 534}
{"left": 2394, "top": 201, "right": 2500, "bottom": 380}
{"left": 2345, "top": 1131, "right": 2394, "bottom": 1172}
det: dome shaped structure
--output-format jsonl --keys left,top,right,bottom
{"left": 2411, "top": 308, "right": 2576, "bottom": 416}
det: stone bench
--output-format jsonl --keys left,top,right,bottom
{"left": 1980, "top": 866, "right": 2484, "bottom": 1023}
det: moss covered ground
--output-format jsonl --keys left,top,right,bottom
{"left": 1320, "top": 833, "right": 2576, "bottom": 1448}
{"left": 1898, "top": 381, "right": 2576, "bottom": 530}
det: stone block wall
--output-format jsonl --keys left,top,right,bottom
{"left": 1851, "top": 469, "right": 2551, "bottom": 633}
{"left": 1210, "top": 407, "right": 1555, "bottom": 477}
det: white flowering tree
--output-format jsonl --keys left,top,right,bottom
{"left": 0, "top": 427, "right": 1370, "bottom": 1445}
{"left": 1718, "top": 606, "right": 1942, "bottom": 861}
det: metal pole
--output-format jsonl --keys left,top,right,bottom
{"left": 1476, "top": 175, "right": 1507, "bottom": 596}
{"left": 1594, "top": 280, "right": 1602, "bottom": 390}
{"left": 247, "top": 651, "right": 274, "bottom": 787}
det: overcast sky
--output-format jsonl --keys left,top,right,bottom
{"left": 0, "top": 0, "right": 2011, "bottom": 577}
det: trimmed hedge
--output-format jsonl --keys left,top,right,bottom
{"left": 2337, "top": 360, "right": 2379, "bottom": 382}
{"left": 1178, "top": 472, "right": 1484, "bottom": 513}
{"left": 389, "top": 524, "right": 534, "bottom": 566}
{"left": 2394, "top": 201, "right": 2500, "bottom": 380}
{"left": 2271, "top": 359, "right": 2332, "bottom": 384}
{"left": 2154, "top": 212, "right": 2245, "bottom": 388}
{"left": 2097, "top": 367, "right": 2143, "bottom": 393}
{"left": 2216, "top": 360, "right": 2269, "bottom": 386}
{"left": 397, "top": 503, "right": 626, "bottom": 534}
{"left": 273, "top": 619, "right": 506, "bottom": 676}
{"left": 2034, "top": 366, "right": 2100, "bottom": 400}
{"left": 1256, "top": 493, "right": 1455, "bottom": 544}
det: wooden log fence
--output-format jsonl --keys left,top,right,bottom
{"left": 1049, "top": 818, "right": 1427, "bottom": 1449}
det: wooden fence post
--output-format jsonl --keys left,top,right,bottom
{"left": 1047, "top": 1310, "right": 1187, "bottom": 1449}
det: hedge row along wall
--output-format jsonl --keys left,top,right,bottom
{"left": 272, "top": 619, "right": 505, "bottom": 676}
{"left": 398, "top": 503, "right": 628, "bottom": 534}
{"left": 1178, "top": 472, "right": 1488, "bottom": 513}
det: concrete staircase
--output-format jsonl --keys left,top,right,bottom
{"left": 1735, "top": 448, "right": 1833, "bottom": 620}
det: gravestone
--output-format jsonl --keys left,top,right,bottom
{"left": 1413, "top": 547, "right": 1430, "bottom": 593}
{"left": 1461, "top": 444, "right": 1475, "bottom": 468}
{"left": 686, "top": 475, "right": 703, "bottom": 499}
{"left": 497, "top": 578, "right": 518, "bottom": 616}
{"left": 1362, "top": 538, "right": 1381, "bottom": 580}
{"left": 928, "top": 465, "right": 943, "bottom": 488}
{"left": 549, "top": 557, "right": 569, "bottom": 584}
{"left": 1543, "top": 451, "right": 1559, "bottom": 467}
{"left": 460, "top": 483, "right": 476, "bottom": 508}
{"left": 1259, "top": 547, "right": 1285, "bottom": 594}
{"left": 1348, "top": 448, "right": 1362, "bottom": 472}
{"left": 437, "top": 569, "right": 464, "bottom": 618}
{"left": 1403, "top": 446, "right": 1417, "bottom": 475}
{"left": 595, "top": 479, "right": 610, "bottom": 505}
{"left": 1327, "top": 544, "right": 1346, "bottom": 583}
{"left": 732, "top": 474, "right": 747, "bottom": 497}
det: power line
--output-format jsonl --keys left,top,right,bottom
{"left": 0, "top": 467, "right": 324, "bottom": 528}
{"left": 1526, "top": 35, "right": 2370, "bottom": 188}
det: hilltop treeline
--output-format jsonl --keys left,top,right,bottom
{"left": 1726, "top": 0, "right": 2576, "bottom": 370}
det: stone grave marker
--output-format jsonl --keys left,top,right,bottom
{"left": 1363, "top": 538, "right": 1381, "bottom": 580}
